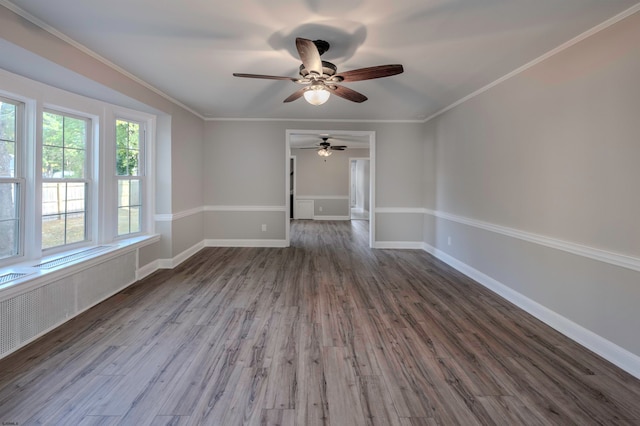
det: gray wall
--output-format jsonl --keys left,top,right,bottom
{"left": 204, "top": 120, "right": 425, "bottom": 241}
{"left": 424, "top": 11, "right": 640, "bottom": 359}
{"left": 293, "top": 148, "right": 369, "bottom": 218}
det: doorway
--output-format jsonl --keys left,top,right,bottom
{"left": 285, "top": 129, "right": 375, "bottom": 247}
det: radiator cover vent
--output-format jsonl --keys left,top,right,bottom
{"left": 33, "top": 246, "right": 112, "bottom": 269}
{"left": 0, "top": 273, "right": 29, "bottom": 285}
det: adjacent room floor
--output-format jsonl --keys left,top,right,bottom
{"left": 0, "top": 220, "right": 639, "bottom": 425}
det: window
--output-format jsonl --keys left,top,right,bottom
{"left": 0, "top": 77, "right": 155, "bottom": 271}
{"left": 0, "top": 98, "right": 23, "bottom": 261}
{"left": 41, "top": 110, "right": 90, "bottom": 249}
{"left": 116, "top": 119, "right": 144, "bottom": 236}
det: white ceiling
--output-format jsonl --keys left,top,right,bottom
{"left": 3, "top": 0, "right": 639, "bottom": 121}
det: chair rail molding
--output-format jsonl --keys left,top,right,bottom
{"left": 428, "top": 209, "right": 640, "bottom": 273}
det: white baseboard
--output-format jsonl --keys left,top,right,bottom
{"left": 375, "top": 241, "right": 425, "bottom": 249}
{"left": 172, "top": 241, "right": 206, "bottom": 267}
{"left": 422, "top": 242, "right": 640, "bottom": 379}
{"left": 313, "top": 216, "right": 350, "bottom": 221}
{"left": 136, "top": 241, "right": 205, "bottom": 279}
{"left": 205, "top": 239, "right": 288, "bottom": 248}
{"left": 136, "top": 239, "right": 287, "bottom": 279}
{"left": 136, "top": 260, "right": 160, "bottom": 280}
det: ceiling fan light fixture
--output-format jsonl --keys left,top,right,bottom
{"left": 318, "top": 149, "right": 332, "bottom": 157}
{"left": 303, "top": 86, "right": 330, "bottom": 106}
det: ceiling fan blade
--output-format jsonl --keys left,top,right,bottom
{"left": 329, "top": 146, "right": 347, "bottom": 150}
{"left": 327, "top": 85, "right": 368, "bottom": 103}
{"left": 296, "top": 38, "right": 323, "bottom": 76}
{"left": 233, "top": 73, "right": 298, "bottom": 82}
{"left": 334, "top": 64, "right": 404, "bottom": 82}
{"left": 283, "top": 87, "right": 307, "bottom": 103}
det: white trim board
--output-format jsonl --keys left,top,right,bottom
{"left": 428, "top": 209, "right": 640, "bottom": 273}
{"left": 297, "top": 195, "right": 350, "bottom": 200}
{"left": 313, "top": 216, "right": 350, "bottom": 221}
{"left": 155, "top": 206, "right": 204, "bottom": 222}
{"left": 137, "top": 238, "right": 287, "bottom": 278}
{"left": 422, "top": 242, "right": 640, "bottom": 380}
{"left": 155, "top": 205, "right": 287, "bottom": 222}
{"left": 376, "top": 207, "right": 429, "bottom": 214}
{"left": 205, "top": 205, "right": 287, "bottom": 212}
{"left": 205, "top": 239, "right": 288, "bottom": 248}
{"left": 375, "top": 241, "right": 424, "bottom": 249}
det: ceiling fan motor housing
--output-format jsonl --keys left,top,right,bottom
{"left": 299, "top": 61, "right": 337, "bottom": 79}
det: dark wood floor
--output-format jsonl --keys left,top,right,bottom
{"left": 1, "top": 220, "right": 639, "bottom": 425}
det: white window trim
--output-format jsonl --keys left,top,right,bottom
{"left": 0, "top": 96, "right": 25, "bottom": 266}
{"left": 0, "top": 71, "right": 157, "bottom": 275}
{"left": 106, "top": 107, "right": 156, "bottom": 242}
{"left": 40, "top": 108, "right": 93, "bottom": 254}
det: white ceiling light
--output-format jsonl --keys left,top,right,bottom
{"left": 303, "top": 86, "right": 330, "bottom": 106}
{"left": 317, "top": 148, "right": 332, "bottom": 157}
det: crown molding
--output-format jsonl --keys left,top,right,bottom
{"left": 204, "top": 117, "right": 423, "bottom": 123}
{"left": 423, "top": 3, "right": 640, "bottom": 123}
{"left": 0, "top": 0, "right": 205, "bottom": 120}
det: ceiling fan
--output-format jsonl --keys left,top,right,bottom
{"left": 300, "top": 137, "right": 347, "bottom": 157}
{"left": 233, "top": 38, "right": 404, "bottom": 106}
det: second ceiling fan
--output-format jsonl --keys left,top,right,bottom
{"left": 299, "top": 136, "right": 347, "bottom": 157}
{"left": 233, "top": 38, "right": 404, "bottom": 105}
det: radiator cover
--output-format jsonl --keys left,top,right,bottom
{"left": 0, "top": 252, "right": 136, "bottom": 359}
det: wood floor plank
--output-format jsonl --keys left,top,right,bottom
{"left": 261, "top": 409, "right": 296, "bottom": 426}
{"left": 220, "top": 367, "right": 269, "bottom": 425}
{"left": 1, "top": 220, "right": 639, "bottom": 425}
{"left": 476, "top": 395, "right": 548, "bottom": 426}
{"left": 357, "top": 375, "right": 402, "bottom": 426}
{"left": 27, "top": 374, "right": 122, "bottom": 425}
{"left": 323, "top": 346, "right": 367, "bottom": 426}
{"left": 264, "top": 307, "right": 299, "bottom": 410}
{"left": 150, "top": 416, "right": 191, "bottom": 426}
{"left": 77, "top": 415, "right": 122, "bottom": 426}
{"left": 295, "top": 321, "right": 330, "bottom": 426}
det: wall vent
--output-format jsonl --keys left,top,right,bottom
{"left": 33, "top": 246, "right": 112, "bottom": 269}
{"left": 0, "top": 273, "right": 29, "bottom": 285}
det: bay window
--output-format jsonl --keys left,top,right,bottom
{"left": 0, "top": 76, "right": 155, "bottom": 272}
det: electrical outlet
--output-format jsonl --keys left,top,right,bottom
{"left": 262, "top": 224, "right": 267, "bottom": 232}
{"left": 447, "top": 236, "right": 452, "bottom": 246}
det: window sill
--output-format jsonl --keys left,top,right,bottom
{"left": 0, "top": 234, "right": 160, "bottom": 300}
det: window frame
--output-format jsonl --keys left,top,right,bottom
{"left": 40, "top": 108, "right": 93, "bottom": 253}
{"left": 0, "top": 74, "right": 157, "bottom": 271}
{"left": 107, "top": 108, "right": 155, "bottom": 243}
{"left": 0, "top": 96, "right": 25, "bottom": 265}
{"left": 115, "top": 117, "right": 145, "bottom": 238}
